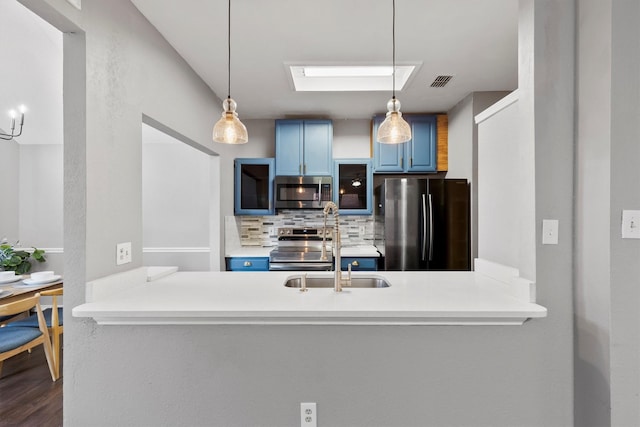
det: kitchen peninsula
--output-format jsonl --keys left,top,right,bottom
{"left": 72, "top": 261, "right": 546, "bottom": 326}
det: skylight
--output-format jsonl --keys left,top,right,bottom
{"left": 289, "top": 65, "right": 416, "bottom": 92}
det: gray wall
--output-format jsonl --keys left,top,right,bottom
{"left": 19, "top": 0, "right": 582, "bottom": 426}
{"left": 0, "top": 141, "right": 20, "bottom": 243}
{"left": 574, "top": 0, "right": 612, "bottom": 424}
{"left": 19, "top": 144, "right": 63, "bottom": 248}
{"left": 0, "top": 142, "right": 64, "bottom": 274}
{"left": 575, "top": 0, "right": 640, "bottom": 426}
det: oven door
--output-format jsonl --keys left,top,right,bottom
{"left": 274, "top": 176, "right": 332, "bottom": 209}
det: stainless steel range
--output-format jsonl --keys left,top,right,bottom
{"left": 269, "top": 227, "right": 333, "bottom": 271}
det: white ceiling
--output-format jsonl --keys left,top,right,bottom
{"left": 131, "top": 0, "right": 518, "bottom": 120}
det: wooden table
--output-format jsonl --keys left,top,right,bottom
{"left": 0, "top": 277, "right": 63, "bottom": 305}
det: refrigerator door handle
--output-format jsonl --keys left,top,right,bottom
{"left": 428, "top": 194, "right": 434, "bottom": 261}
{"left": 421, "top": 194, "right": 427, "bottom": 261}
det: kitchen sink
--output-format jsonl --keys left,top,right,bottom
{"left": 284, "top": 275, "right": 391, "bottom": 289}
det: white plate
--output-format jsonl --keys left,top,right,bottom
{"left": 0, "top": 289, "right": 13, "bottom": 299}
{"left": 20, "top": 275, "right": 62, "bottom": 286}
{"left": 0, "top": 275, "right": 23, "bottom": 284}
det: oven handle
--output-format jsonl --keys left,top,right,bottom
{"left": 269, "top": 263, "right": 333, "bottom": 271}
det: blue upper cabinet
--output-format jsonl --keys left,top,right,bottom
{"left": 234, "top": 158, "right": 275, "bottom": 215}
{"left": 372, "top": 115, "right": 437, "bottom": 173}
{"left": 275, "top": 119, "right": 332, "bottom": 176}
{"left": 333, "top": 159, "right": 373, "bottom": 215}
{"left": 406, "top": 115, "right": 437, "bottom": 172}
{"left": 275, "top": 120, "right": 303, "bottom": 176}
{"left": 372, "top": 116, "right": 405, "bottom": 172}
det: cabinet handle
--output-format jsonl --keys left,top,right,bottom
{"left": 304, "top": 164, "right": 307, "bottom": 174}
{"left": 299, "top": 164, "right": 302, "bottom": 174}
{"left": 410, "top": 157, "right": 413, "bottom": 167}
{"left": 243, "top": 261, "right": 252, "bottom": 267}
{"left": 401, "top": 156, "right": 403, "bottom": 168}
{"left": 351, "top": 260, "right": 360, "bottom": 267}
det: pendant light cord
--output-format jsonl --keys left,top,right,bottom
{"left": 392, "top": 0, "right": 396, "bottom": 99}
{"left": 227, "top": 0, "right": 231, "bottom": 100}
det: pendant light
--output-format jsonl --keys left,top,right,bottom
{"left": 213, "top": 0, "right": 248, "bottom": 144}
{"left": 377, "top": 0, "right": 411, "bottom": 144}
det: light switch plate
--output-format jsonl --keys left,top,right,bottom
{"left": 621, "top": 210, "right": 640, "bottom": 239}
{"left": 542, "top": 219, "right": 559, "bottom": 245}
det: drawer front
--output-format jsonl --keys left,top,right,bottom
{"left": 340, "top": 257, "right": 378, "bottom": 271}
{"left": 227, "top": 257, "right": 270, "bottom": 271}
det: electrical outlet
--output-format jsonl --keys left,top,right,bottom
{"left": 116, "top": 242, "right": 132, "bottom": 265}
{"left": 622, "top": 210, "right": 640, "bottom": 239}
{"left": 359, "top": 225, "right": 366, "bottom": 235}
{"left": 300, "top": 402, "right": 317, "bottom": 427}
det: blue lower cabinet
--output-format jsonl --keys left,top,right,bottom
{"left": 226, "top": 257, "right": 270, "bottom": 271}
{"left": 340, "top": 257, "right": 378, "bottom": 271}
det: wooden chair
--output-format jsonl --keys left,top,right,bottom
{"left": 6, "top": 289, "right": 63, "bottom": 379}
{"left": 0, "top": 293, "right": 57, "bottom": 381}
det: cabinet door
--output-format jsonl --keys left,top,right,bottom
{"left": 406, "top": 115, "right": 437, "bottom": 172}
{"left": 334, "top": 159, "right": 373, "bottom": 215}
{"left": 275, "top": 120, "right": 303, "bottom": 176}
{"left": 234, "top": 158, "right": 275, "bottom": 215}
{"left": 341, "top": 257, "right": 378, "bottom": 271}
{"left": 303, "top": 120, "right": 333, "bottom": 176}
{"left": 372, "top": 116, "right": 405, "bottom": 172}
{"left": 226, "top": 257, "right": 270, "bottom": 271}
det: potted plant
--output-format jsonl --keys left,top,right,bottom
{"left": 0, "top": 240, "right": 46, "bottom": 275}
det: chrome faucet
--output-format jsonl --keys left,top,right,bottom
{"left": 321, "top": 202, "right": 351, "bottom": 292}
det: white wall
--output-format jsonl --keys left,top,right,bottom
{"left": 0, "top": 0, "right": 62, "bottom": 146}
{"left": 142, "top": 123, "right": 211, "bottom": 271}
{"left": 448, "top": 91, "right": 510, "bottom": 265}
{"left": 20, "top": 0, "right": 577, "bottom": 425}
{"left": 0, "top": 0, "right": 63, "bottom": 274}
{"left": 332, "top": 119, "right": 371, "bottom": 158}
{"left": 477, "top": 98, "right": 524, "bottom": 271}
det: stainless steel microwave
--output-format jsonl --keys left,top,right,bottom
{"left": 274, "top": 176, "right": 333, "bottom": 210}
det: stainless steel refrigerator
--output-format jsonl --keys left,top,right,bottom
{"left": 374, "top": 178, "right": 470, "bottom": 271}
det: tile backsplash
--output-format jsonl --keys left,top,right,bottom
{"left": 232, "top": 211, "right": 375, "bottom": 247}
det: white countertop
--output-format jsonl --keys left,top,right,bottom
{"left": 225, "top": 245, "right": 381, "bottom": 258}
{"left": 72, "top": 269, "right": 546, "bottom": 326}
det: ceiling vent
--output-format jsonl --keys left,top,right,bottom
{"left": 430, "top": 75, "right": 453, "bottom": 88}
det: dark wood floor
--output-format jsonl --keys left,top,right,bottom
{"left": 0, "top": 345, "right": 62, "bottom": 427}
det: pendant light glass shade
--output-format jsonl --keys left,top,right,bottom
{"left": 213, "top": 0, "right": 248, "bottom": 144}
{"left": 377, "top": 97, "right": 411, "bottom": 144}
{"left": 377, "top": 0, "right": 411, "bottom": 144}
{"left": 213, "top": 97, "right": 248, "bottom": 144}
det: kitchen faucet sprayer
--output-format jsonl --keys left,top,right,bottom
{"left": 321, "top": 202, "right": 351, "bottom": 292}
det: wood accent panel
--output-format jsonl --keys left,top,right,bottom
{"left": 437, "top": 114, "right": 448, "bottom": 171}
